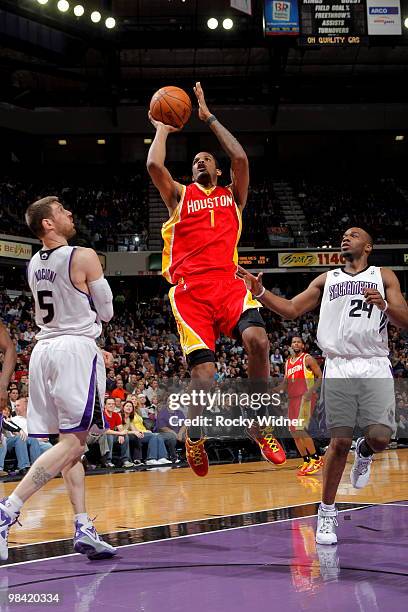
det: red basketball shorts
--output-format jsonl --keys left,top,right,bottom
{"left": 288, "top": 393, "right": 317, "bottom": 433}
{"left": 168, "top": 275, "right": 261, "bottom": 356}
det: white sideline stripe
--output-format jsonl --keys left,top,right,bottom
{"left": 10, "top": 500, "right": 367, "bottom": 548}
{"left": 4, "top": 504, "right": 369, "bottom": 568}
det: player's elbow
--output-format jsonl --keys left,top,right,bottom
{"left": 99, "top": 304, "right": 114, "bottom": 323}
{"left": 146, "top": 160, "right": 163, "bottom": 177}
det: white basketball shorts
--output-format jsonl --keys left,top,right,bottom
{"left": 27, "top": 335, "right": 106, "bottom": 437}
{"left": 322, "top": 356, "right": 396, "bottom": 433}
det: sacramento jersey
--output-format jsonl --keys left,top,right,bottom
{"left": 27, "top": 245, "right": 102, "bottom": 340}
{"left": 317, "top": 266, "right": 388, "bottom": 358}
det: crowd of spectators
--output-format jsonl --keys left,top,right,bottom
{"left": 2, "top": 171, "right": 408, "bottom": 250}
{"left": 295, "top": 178, "right": 408, "bottom": 247}
{"left": 0, "top": 168, "right": 148, "bottom": 251}
{"left": 1, "top": 283, "right": 408, "bottom": 476}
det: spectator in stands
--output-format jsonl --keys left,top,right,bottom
{"left": 125, "top": 374, "right": 139, "bottom": 395}
{"left": 8, "top": 388, "right": 19, "bottom": 414}
{"left": 102, "top": 398, "right": 133, "bottom": 469}
{"left": 156, "top": 401, "right": 186, "bottom": 463}
{"left": 111, "top": 379, "right": 127, "bottom": 402}
{"left": 130, "top": 403, "right": 171, "bottom": 465}
{"left": 0, "top": 405, "right": 31, "bottom": 476}
{"left": 121, "top": 401, "right": 143, "bottom": 465}
{"left": 106, "top": 369, "right": 117, "bottom": 393}
{"left": 11, "top": 397, "right": 52, "bottom": 458}
{"left": 18, "top": 375, "right": 29, "bottom": 398}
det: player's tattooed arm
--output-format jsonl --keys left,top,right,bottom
{"left": 370, "top": 268, "right": 408, "bottom": 329}
{"left": 31, "top": 466, "right": 53, "bottom": 487}
{"left": 236, "top": 267, "right": 326, "bottom": 319}
{"left": 194, "top": 82, "right": 249, "bottom": 208}
{"left": 147, "top": 113, "right": 183, "bottom": 212}
{"left": 0, "top": 322, "right": 17, "bottom": 409}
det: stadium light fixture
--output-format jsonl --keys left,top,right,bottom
{"left": 222, "top": 18, "right": 234, "bottom": 30}
{"left": 58, "top": 139, "right": 67, "bottom": 146}
{"left": 57, "top": 0, "right": 70, "bottom": 12}
{"left": 395, "top": 135, "right": 404, "bottom": 141}
{"left": 207, "top": 18, "right": 219, "bottom": 30}
{"left": 97, "top": 139, "right": 106, "bottom": 145}
{"left": 73, "top": 5, "right": 84, "bottom": 17}
{"left": 91, "top": 11, "right": 102, "bottom": 23}
{"left": 37, "top": 0, "right": 49, "bottom": 5}
{"left": 105, "top": 17, "right": 116, "bottom": 29}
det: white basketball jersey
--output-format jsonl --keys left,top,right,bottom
{"left": 317, "top": 266, "right": 389, "bottom": 358}
{"left": 27, "top": 245, "right": 102, "bottom": 340}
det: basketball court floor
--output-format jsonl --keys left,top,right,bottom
{"left": 1, "top": 450, "right": 407, "bottom": 611}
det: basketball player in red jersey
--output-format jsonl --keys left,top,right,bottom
{"left": 147, "top": 82, "right": 286, "bottom": 476}
{"left": 275, "top": 336, "right": 323, "bottom": 476}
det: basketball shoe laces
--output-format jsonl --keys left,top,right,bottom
{"left": 261, "top": 432, "right": 280, "bottom": 453}
{"left": 189, "top": 443, "right": 204, "bottom": 467}
{"left": 356, "top": 456, "right": 371, "bottom": 475}
{"left": 320, "top": 515, "right": 338, "bottom": 534}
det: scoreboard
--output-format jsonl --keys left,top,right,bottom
{"left": 299, "top": 0, "right": 366, "bottom": 45}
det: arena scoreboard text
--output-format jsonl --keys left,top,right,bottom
{"left": 299, "top": 0, "right": 366, "bottom": 45}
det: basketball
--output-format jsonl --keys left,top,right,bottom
{"left": 150, "top": 86, "right": 192, "bottom": 129}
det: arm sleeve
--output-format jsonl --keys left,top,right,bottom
{"left": 88, "top": 276, "right": 114, "bottom": 322}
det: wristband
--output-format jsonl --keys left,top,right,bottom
{"left": 254, "top": 286, "right": 266, "bottom": 299}
{"left": 381, "top": 300, "right": 388, "bottom": 313}
{"left": 206, "top": 115, "right": 217, "bottom": 126}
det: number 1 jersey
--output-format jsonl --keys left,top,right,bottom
{"left": 317, "top": 266, "right": 389, "bottom": 358}
{"left": 27, "top": 245, "right": 102, "bottom": 340}
{"left": 162, "top": 183, "right": 242, "bottom": 283}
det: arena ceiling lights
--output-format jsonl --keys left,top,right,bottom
{"left": 34, "top": 0, "right": 116, "bottom": 29}
{"left": 207, "top": 17, "right": 234, "bottom": 30}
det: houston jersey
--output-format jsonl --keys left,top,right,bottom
{"left": 285, "top": 353, "right": 314, "bottom": 397}
{"left": 27, "top": 245, "right": 102, "bottom": 341}
{"left": 162, "top": 183, "right": 241, "bottom": 283}
{"left": 317, "top": 266, "right": 389, "bottom": 358}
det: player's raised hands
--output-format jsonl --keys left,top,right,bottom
{"left": 148, "top": 111, "right": 181, "bottom": 133}
{"left": 364, "top": 288, "right": 387, "bottom": 311}
{"left": 236, "top": 266, "right": 264, "bottom": 296}
{"left": 193, "top": 82, "right": 212, "bottom": 122}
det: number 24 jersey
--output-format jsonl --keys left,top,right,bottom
{"left": 27, "top": 245, "right": 101, "bottom": 340}
{"left": 317, "top": 266, "right": 389, "bottom": 358}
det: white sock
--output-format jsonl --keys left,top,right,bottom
{"left": 74, "top": 513, "right": 91, "bottom": 525}
{"left": 321, "top": 502, "right": 336, "bottom": 512}
{"left": 4, "top": 493, "right": 23, "bottom": 516}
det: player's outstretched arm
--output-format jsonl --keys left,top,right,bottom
{"left": 146, "top": 113, "right": 183, "bottom": 212}
{"left": 237, "top": 266, "right": 325, "bottom": 319}
{"left": 365, "top": 268, "right": 408, "bottom": 329}
{"left": 194, "top": 82, "right": 249, "bottom": 208}
{"left": 71, "top": 248, "right": 114, "bottom": 323}
{"left": 0, "top": 322, "right": 17, "bottom": 409}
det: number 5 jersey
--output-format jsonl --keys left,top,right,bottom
{"left": 27, "top": 245, "right": 102, "bottom": 340}
{"left": 317, "top": 266, "right": 389, "bottom": 358}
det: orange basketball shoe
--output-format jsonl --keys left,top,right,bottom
{"left": 247, "top": 426, "right": 286, "bottom": 465}
{"left": 297, "top": 460, "right": 311, "bottom": 476}
{"left": 302, "top": 457, "right": 324, "bottom": 476}
{"left": 185, "top": 437, "right": 209, "bottom": 477}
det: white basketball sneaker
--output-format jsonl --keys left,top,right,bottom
{"left": 315, "top": 505, "right": 338, "bottom": 545}
{"left": 0, "top": 497, "right": 20, "bottom": 561}
{"left": 73, "top": 521, "right": 117, "bottom": 560}
{"left": 350, "top": 438, "right": 373, "bottom": 489}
